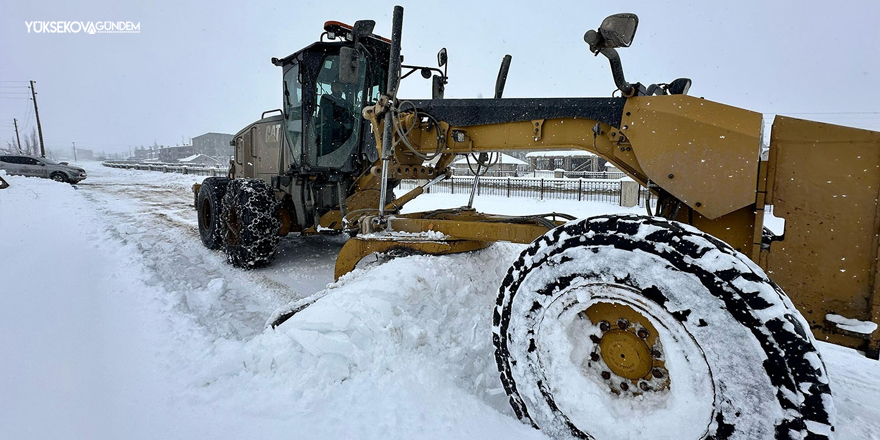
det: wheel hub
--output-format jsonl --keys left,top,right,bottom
{"left": 582, "top": 301, "right": 670, "bottom": 395}
{"left": 598, "top": 329, "right": 653, "bottom": 379}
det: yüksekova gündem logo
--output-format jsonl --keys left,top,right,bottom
{"left": 25, "top": 21, "right": 140, "bottom": 34}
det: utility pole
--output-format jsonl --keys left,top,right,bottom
{"left": 29, "top": 80, "right": 46, "bottom": 158}
{"left": 73, "top": 142, "right": 77, "bottom": 161}
{"left": 13, "top": 118, "right": 22, "bottom": 152}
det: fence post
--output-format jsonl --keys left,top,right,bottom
{"left": 619, "top": 180, "right": 639, "bottom": 207}
{"left": 578, "top": 179, "right": 582, "bottom": 201}
{"left": 540, "top": 179, "right": 544, "bottom": 200}
{"left": 507, "top": 177, "right": 511, "bottom": 198}
{"left": 451, "top": 176, "right": 455, "bottom": 194}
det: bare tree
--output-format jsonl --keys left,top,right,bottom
{"left": 24, "top": 128, "right": 39, "bottom": 156}
{"left": 3, "top": 136, "right": 20, "bottom": 153}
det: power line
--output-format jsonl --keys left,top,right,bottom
{"left": 23, "top": 104, "right": 33, "bottom": 131}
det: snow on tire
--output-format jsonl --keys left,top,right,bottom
{"left": 221, "top": 178, "right": 281, "bottom": 268}
{"left": 493, "top": 214, "right": 835, "bottom": 440}
{"left": 197, "top": 176, "right": 230, "bottom": 250}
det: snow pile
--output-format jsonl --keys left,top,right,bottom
{"left": 826, "top": 313, "right": 879, "bottom": 335}
{"left": 193, "top": 244, "right": 529, "bottom": 420}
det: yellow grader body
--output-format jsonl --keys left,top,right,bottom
{"left": 194, "top": 9, "right": 876, "bottom": 438}
{"left": 325, "top": 94, "right": 880, "bottom": 358}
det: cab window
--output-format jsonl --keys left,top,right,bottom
{"left": 304, "top": 54, "right": 367, "bottom": 169}
{"left": 283, "top": 62, "right": 304, "bottom": 166}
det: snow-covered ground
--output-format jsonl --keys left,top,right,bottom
{"left": 0, "top": 163, "right": 877, "bottom": 440}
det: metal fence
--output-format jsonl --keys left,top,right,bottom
{"left": 102, "top": 161, "right": 227, "bottom": 177}
{"left": 564, "top": 171, "right": 626, "bottom": 179}
{"left": 102, "top": 161, "right": 652, "bottom": 208}
{"left": 399, "top": 176, "right": 652, "bottom": 207}
{"left": 450, "top": 169, "right": 626, "bottom": 180}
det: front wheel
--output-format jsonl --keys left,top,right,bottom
{"left": 50, "top": 172, "right": 67, "bottom": 183}
{"left": 221, "top": 178, "right": 281, "bottom": 268}
{"left": 493, "top": 215, "right": 835, "bottom": 440}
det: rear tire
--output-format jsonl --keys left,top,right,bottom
{"left": 221, "top": 178, "right": 281, "bottom": 268}
{"left": 197, "top": 177, "right": 230, "bottom": 250}
{"left": 493, "top": 214, "right": 835, "bottom": 440}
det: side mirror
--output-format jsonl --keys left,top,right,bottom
{"left": 351, "top": 20, "right": 375, "bottom": 40}
{"left": 339, "top": 46, "right": 359, "bottom": 84}
{"left": 598, "top": 13, "right": 638, "bottom": 48}
{"left": 437, "top": 48, "right": 447, "bottom": 67}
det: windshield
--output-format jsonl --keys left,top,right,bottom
{"left": 305, "top": 53, "right": 367, "bottom": 169}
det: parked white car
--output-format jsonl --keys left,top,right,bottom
{"left": 0, "top": 155, "right": 87, "bottom": 183}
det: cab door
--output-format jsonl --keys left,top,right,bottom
{"left": 233, "top": 127, "right": 256, "bottom": 179}
{"left": 244, "top": 126, "right": 256, "bottom": 178}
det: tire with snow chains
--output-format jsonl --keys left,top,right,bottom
{"left": 493, "top": 214, "right": 835, "bottom": 440}
{"left": 221, "top": 178, "right": 281, "bottom": 268}
{"left": 197, "top": 177, "right": 230, "bottom": 250}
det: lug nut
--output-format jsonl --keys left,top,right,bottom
{"left": 652, "top": 349, "right": 662, "bottom": 358}
{"left": 620, "top": 382, "right": 629, "bottom": 391}
{"left": 652, "top": 368, "right": 665, "bottom": 379}
{"left": 617, "top": 318, "right": 629, "bottom": 329}
{"left": 639, "top": 382, "right": 650, "bottom": 391}
{"left": 598, "top": 321, "right": 610, "bottom": 332}
{"left": 601, "top": 371, "right": 611, "bottom": 380}
{"left": 637, "top": 328, "right": 649, "bottom": 339}
{"left": 590, "top": 352, "right": 600, "bottom": 362}
{"left": 590, "top": 335, "right": 601, "bottom": 344}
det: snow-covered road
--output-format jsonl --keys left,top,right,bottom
{"left": 0, "top": 163, "right": 877, "bottom": 439}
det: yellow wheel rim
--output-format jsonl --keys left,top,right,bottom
{"left": 583, "top": 301, "right": 670, "bottom": 394}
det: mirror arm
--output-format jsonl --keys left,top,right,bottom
{"left": 401, "top": 65, "right": 444, "bottom": 78}
{"left": 494, "top": 54, "right": 512, "bottom": 99}
{"left": 400, "top": 66, "right": 419, "bottom": 80}
{"left": 599, "top": 47, "right": 635, "bottom": 97}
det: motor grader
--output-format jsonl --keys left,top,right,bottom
{"left": 194, "top": 7, "right": 879, "bottom": 439}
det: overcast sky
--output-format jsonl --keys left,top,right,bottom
{"left": 1, "top": 0, "right": 878, "bottom": 155}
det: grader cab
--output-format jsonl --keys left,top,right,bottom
{"left": 194, "top": 7, "right": 879, "bottom": 439}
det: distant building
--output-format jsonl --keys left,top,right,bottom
{"left": 193, "top": 132, "right": 234, "bottom": 159}
{"left": 132, "top": 146, "right": 150, "bottom": 160}
{"left": 178, "top": 154, "right": 221, "bottom": 166}
{"left": 525, "top": 150, "right": 601, "bottom": 172}
{"left": 76, "top": 148, "right": 94, "bottom": 160}
{"left": 158, "top": 145, "right": 195, "bottom": 163}
{"left": 452, "top": 153, "right": 530, "bottom": 177}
